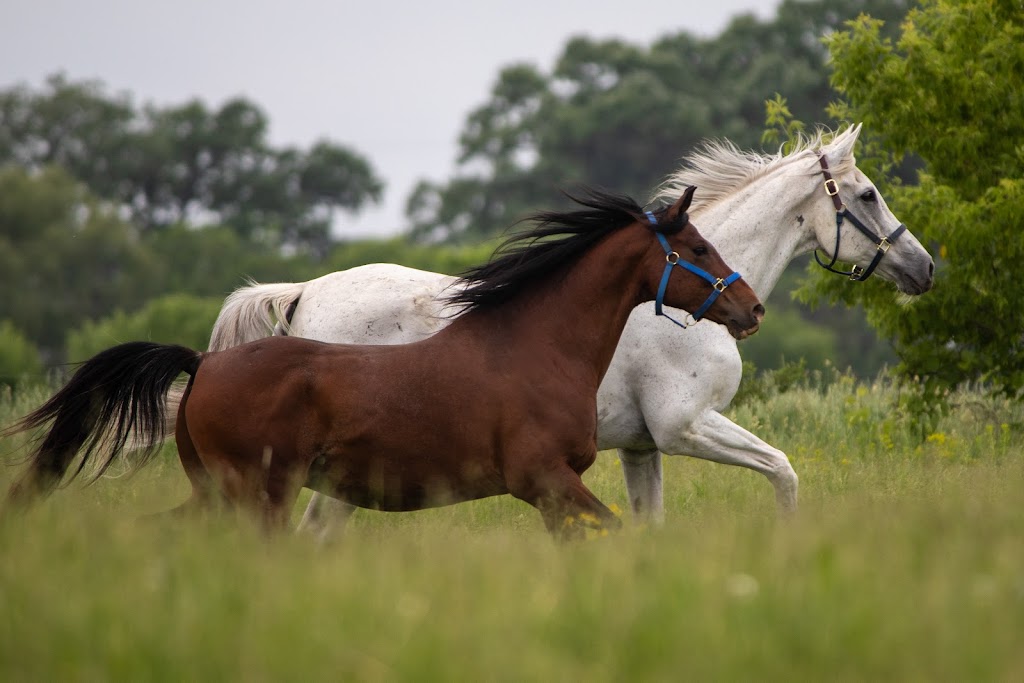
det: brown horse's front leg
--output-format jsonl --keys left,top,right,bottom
{"left": 507, "top": 463, "right": 622, "bottom": 541}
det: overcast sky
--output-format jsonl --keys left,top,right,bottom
{"left": 2, "top": 0, "right": 778, "bottom": 238}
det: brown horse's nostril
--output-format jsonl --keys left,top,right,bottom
{"left": 753, "top": 303, "right": 766, "bottom": 322}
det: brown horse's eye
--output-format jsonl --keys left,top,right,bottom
{"left": 693, "top": 245, "right": 708, "bottom": 257}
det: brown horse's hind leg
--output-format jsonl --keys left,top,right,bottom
{"left": 161, "top": 379, "right": 225, "bottom": 517}
{"left": 507, "top": 463, "right": 623, "bottom": 541}
{"left": 200, "top": 444, "right": 310, "bottom": 535}
{"left": 256, "top": 446, "right": 309, "bottom": 533}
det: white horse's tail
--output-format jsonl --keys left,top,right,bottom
{"left": 208, "top": 280, "right": 307, "bottom": 351}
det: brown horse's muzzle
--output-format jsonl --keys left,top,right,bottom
{"left": 727, "top": 303, "right": 764, "bottom": 340}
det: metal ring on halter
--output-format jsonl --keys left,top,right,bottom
{"left": 713, "top": 278, "right": 727, "bottom": 292}
{"left": 877, "top": 237, "right": 891, "bottom": 253}
{"left": 666, "top": 251, "right": 680, "bottom": 264}
{"left": 684, "top": 313, "right": 698, "bottom": 326}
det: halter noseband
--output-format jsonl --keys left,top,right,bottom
{"left": 645, "top": 210, "right": 743, "bottom": 329}
{"left": 814, "top": 154, "right": 907, "bottom": 281}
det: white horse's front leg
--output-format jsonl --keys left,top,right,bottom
{"left": 658, "top": 410, "right": 798, "bottom": 514}
{"left": 617, "top": 448, "right": 665, "bottom": 525}
{"left": 297, "top": 493, "right": 357, "bottom": 543}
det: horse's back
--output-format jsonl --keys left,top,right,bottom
{"left": 294, "top": 264, "right": 457, "bottom": 345}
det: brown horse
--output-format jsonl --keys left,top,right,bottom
{"left": 4, "top": 187, "right": 763, "bottom": 538}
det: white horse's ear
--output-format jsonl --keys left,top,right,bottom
{"left": 825, "top": 123, "right": 862, "bottom": 165}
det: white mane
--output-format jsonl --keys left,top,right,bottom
{"left": 650, "top": 125, "right": 861, "bottom": 214}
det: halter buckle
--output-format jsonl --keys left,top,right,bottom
{"left": 824, "top": 178, "right": 840, "bottom": 196}
{"left": 877, "top": 237, "right": 891, "bottom": 253}
{"left": 712, "top": 278, "right": 727, "bottom": 293}
{"left": 849, "top": 265, "right": 865, "bottom": 280}
{"left": 665, "top": 251, "right": 679, "bottom": 265}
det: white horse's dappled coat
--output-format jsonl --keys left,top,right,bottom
{"left": 202, "top": 126, "right": 934, "bottom": 538}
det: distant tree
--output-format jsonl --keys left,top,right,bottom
{"left": 406, "top": 0, "right": 912, "bottom": 244}
{"left": 141, "top": 223, "right": 322, "bottom": 299}
{"left": 0, "top": 166, "right": 159, "bottom": 360}
{"left": 323, "top": 237, "right": 495, "bottom": 277}
{"left": 798, "top": 0, "right": 1024, "bottom": 398}
{"left": 0, "top": 74, "right": 384, "bottom": 256}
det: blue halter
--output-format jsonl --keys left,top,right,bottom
{"left": 645, "top": 211, "right": 743, "bottom": 329}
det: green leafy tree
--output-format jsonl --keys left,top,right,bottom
{"left": 0, "top": 167, "right": 159, "bottom": 360}
{"left": 0, "top": 75, "right": 384, "bottom": 255}
{"left": 802, "top": 0, "right": 1024, "bottom": 398}
{"left": 407, "top": 0, "right": 911, "bottom": 244}
{"left": 141, "top": 224, "right": 322, "bottom": 299}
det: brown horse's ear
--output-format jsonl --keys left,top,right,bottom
{"left": 663, "top": 185, "right": 697, "bottom": 223}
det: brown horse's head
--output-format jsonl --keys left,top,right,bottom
{"left": 646, "top": 186, "right": 763, "bottom": 340}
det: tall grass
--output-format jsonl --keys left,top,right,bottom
{"left": 1, "top": 378, "right": 1021, "bottom": 681}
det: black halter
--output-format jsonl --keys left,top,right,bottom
{"left": 813, "top": 154, "right": 907, "bottom": 281}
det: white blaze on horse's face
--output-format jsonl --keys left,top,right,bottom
{"left": 814, "top": 126, "right": 935, "bottom": 295}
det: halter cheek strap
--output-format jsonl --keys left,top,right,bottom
{"left": 814, "top": 155, "right": 907, "bottom": 281}
{"left": 647, "top": 212, "right": 742, "bottom": 329}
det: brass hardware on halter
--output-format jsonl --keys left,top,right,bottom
{"left": 824, "top": 178, "right": 840, "bottom": 196}
{"left": 713, "top": 278, "right": 727, "bottom": 292}
{"left": 666, "top": 252, "right": 680, "bottom": 264}
{"left": 877, "top": 238, "right": 892, "bottom": 253}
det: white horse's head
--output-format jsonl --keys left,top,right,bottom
{"left": 650, "top": 125, "right": 934, "bottom": 297}
{"left": 812, "top": 124, "right": 934, "bottom": 295}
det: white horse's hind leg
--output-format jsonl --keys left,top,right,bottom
{"left": 297, "top": 494, "right": 356, "bottom": 543}
{"left": 617, "top": 448, "right": 665, "bottom": 525}
{"left": 660, "top": 410, "right": 798, "bottom": 514}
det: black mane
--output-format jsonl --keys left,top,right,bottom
{"left": 446, "top": 187, "right": 685, "bottom": 312}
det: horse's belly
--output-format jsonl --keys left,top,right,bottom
{"left": 309, "top": 446, "right": 507, "bottom": 512}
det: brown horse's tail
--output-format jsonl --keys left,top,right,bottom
{"left": 3, "top": 342, "right": 202, "bottom": 506}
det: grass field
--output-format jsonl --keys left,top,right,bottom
{"left": 1, "top": 377, "right": 1022, "bottom": 681}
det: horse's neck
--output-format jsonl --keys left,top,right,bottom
{"left": 694, "top": 168, "right": 824, "bottom": 300}
{"left": 456, "top": 226, "right": 650, "bottom": 386}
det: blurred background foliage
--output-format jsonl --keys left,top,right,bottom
{"left": 1, "top": 0, "right": 1019, "bottom": 410}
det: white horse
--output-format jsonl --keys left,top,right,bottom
{"left": 199, "top": 125, "right": 934, "bottom": 539}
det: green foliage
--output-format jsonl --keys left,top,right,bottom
{"left": 738, "top": 308, "right": 836, "bottom": 374}
{"left": 141, "top": 224, "right": 322, "bottom": 298}
{"left": 0, "top": 74, "right": 383, "bottom": 255}
{"left": 324, "top": 237, "right": 497, "bottom": 276}
{"left": 761, "top": 94, "right": 805, "bottom": 153}
{"left": 0, "top": 166, "right": 160, "bottom": 359}
{"left": 66, "top": 294, "right": 223, "bottom": 361}
{"left": 407, "top": 0, "right": 911, "bottom": 244}
{"left": 805, "top": 0, "right": 1024, "bottom": 399}
{"left": 0, "top": 320, "right": 43, "bottom": 387}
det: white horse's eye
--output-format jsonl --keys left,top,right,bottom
{"left": 861, "top": 189, "right": 877, "bottom": 202}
